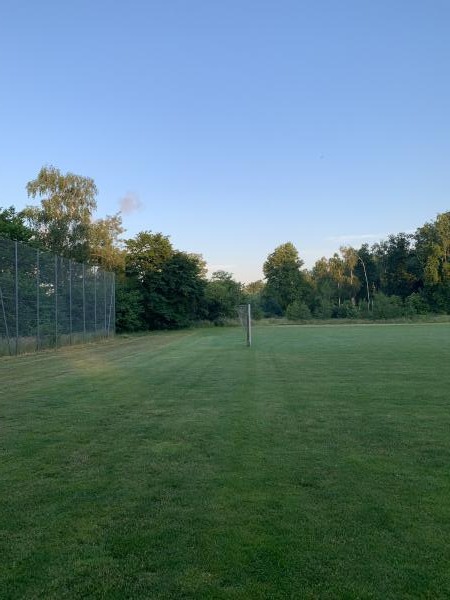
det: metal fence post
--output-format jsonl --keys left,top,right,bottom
{"left": 69, "top": 259, "right": 73, "bottom": 345}
{"left": 107, "top": 273, "right": 114, "bottom": 337}
{"left": 36, "top": 249, "right": 40, "bottom": 351}
{"left": 15, "top": 241, "right": 19, "bottom": 355}
{"left": 82, "top": 263, "right": 86, "bottom": 340}
{"left": 104, "top": 270, "right": 107, "bottom": 335}
{"left": 54, "top": 255, "right": 58, "bottom": 349}
{"left": 0, "top": 284, "right": 11, "bottom": 355}
{"left": 112, "top": 273, "right": 116, "bottom": 337}
{"left": 94, "top": 268, "right": 97, "bottom": 334}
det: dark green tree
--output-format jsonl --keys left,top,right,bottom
{"left": 243, "top": 280, "right": 265, "bottom": 320}
{"left": 115, "top": 278, "right": 145, "bottom": 333}
{"left": 144, "top": 252, "right": 207, "bottom": 329}
{"left": 0, "top": 206, "right": 34, "bottom": 242}
{"left": 263, "top": 242, "right": 309, "bottom": 312}
{"left": 122, "top": 231, "right": 207, "bottom": 330}
{"left": 372, "top": 233, "right": 420, "bottom": 299}
{"left": 205, "top": 271, "right": 243, "bottom": 322}
{"left": 125, "top": 231, "right": 173, "bottom": 281}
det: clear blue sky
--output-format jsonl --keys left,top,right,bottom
{"left": 1, "top": 0, "right": 449, "bottom": 282}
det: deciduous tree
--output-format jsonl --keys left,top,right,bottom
{"left": 25, "top": 165, "right": 98, "bottom": 261}
{"left": 125, "top": 231, "right": 173, "bottom": 280}
{"left": 90, "top": 213, "right": 125, "bottom": 271}
{"left": 205, "top": 271, "right": 243, "bottom": 322}
{"left": 263, "top": 242, "right": 308, "bottom": 312}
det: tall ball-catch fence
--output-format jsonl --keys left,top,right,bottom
{"left": 0, "top": 237, "right": 115, "bottom": 356}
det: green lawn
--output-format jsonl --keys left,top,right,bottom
{"left": 1, "top": 324, "right": 450, "bottom": 599}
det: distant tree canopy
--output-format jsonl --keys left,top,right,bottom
{"left": 2, "top": 165, "right": 450, "bottom": 331}
{"left": 251, "top": 212, "right": 450, "bottom": 321}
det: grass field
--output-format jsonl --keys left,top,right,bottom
{"left": 1, "top": 323, "right": 450, "bottom": 599}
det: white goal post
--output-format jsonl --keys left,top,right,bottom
{"left": 237, "top": 303, "right": 252, "bottom": 347}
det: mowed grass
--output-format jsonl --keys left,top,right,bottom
{"left": 1, "top": 324, "right": 450, "bottom": 599}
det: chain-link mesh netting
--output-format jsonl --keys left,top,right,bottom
{"left": 0, "top": 237, "right": 115, "bottom": 356}
{"left": 237, "top": 303, "right": 252, "bottom": 347}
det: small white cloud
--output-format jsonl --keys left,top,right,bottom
{"left": 327, "top": 233, "right": 385, "bottom": 243}
{"left": 298, "top": 249, "right": 324, "bottom": 256}
{"left": 118, "top": 192, "right": 143, "bottom": 215}
{"left": 207, "top": 264, "right": 235, "bottom": 272}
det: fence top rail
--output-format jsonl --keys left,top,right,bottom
{"left": 0, "top": 236, "right": 114, "bottom": 277}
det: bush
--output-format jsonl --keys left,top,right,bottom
{"left": 213, "top": 317, "right": 228, "bottom": 326}
{"left": 422, "top": 283, "right": 450, "bottom": 314}
{"left": 357, "top": 300, "right": 371, "bottom": 318}
{"left": 286, "top": 300, "right": 312, "bottom": 320}
{"left": 371, "top": 292, "right": 403, "bottom": 319}
{"left": 404, "top": 292, "right": 430, "bottom": 316}
{"left": 261, "top": 296, "right": 283, "bottom": 317}
{"left": 312, "top": 298, "right": 334, "bottom": 319}
{"left": 333, "top": 301, "right": 359, "bottom": 319}
{"left": 115, "top": 286, "right": 145, "bottom": 332}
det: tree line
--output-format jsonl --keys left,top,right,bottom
{"left": 1, "top": 165, "right": 449, "bottom": 331}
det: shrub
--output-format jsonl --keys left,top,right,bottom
{"left": 115, "top": 286, "right": 145, "bottom": 332}
{"left": 372, "top": 292, "right": 403, "bottom": 319}
{"left": 261, "top": 297, "right": 283, "bottom": 317}
{"left": 404, "top": 292, "right": 430, "bottom": 316}
{"left": 286, "top": 300, "right": 312, "bottom": 320}
{"left": 312, "top": 298, "right": 334, "bottom": 319}
{"left": 333, "top": 301, "right": 359, "bottom": 319}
